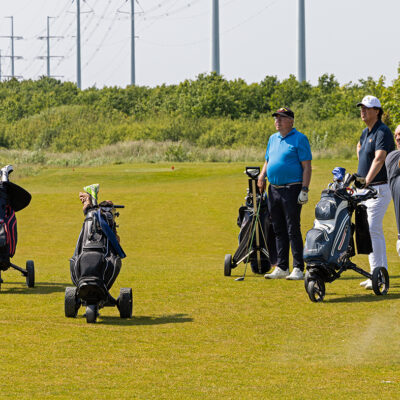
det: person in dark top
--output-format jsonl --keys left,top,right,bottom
{"left": 356, "top": 95, "right": 394, "bottom": 289}
{"left": 385, "top": 124, "right": 400, "bottom": 256}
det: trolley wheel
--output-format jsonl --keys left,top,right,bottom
{"left": 85, "top": 304, "right": 98, "bottom": 323}
{"left": 372, "top": 267, "right": 389, "bottom": 296}
{"left": 118, "top": 288, "right": 133, "bottom": 318}
{"left": 224, "top": 254, "right": 232, "bottom": 276}
{"left": 26, "top": 260, "right": 35, "bottom": 288}
{"left": 306, "top": 279, "right": 325, "bottom": 302}
{"left": 65, "top": 287, "right": 80, "bottom": 318}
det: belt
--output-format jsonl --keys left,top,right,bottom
{"left": 270, "top": 182, "right": 302, "bottom": 189}
{"left": 371, "top": 181, "right": 387, "bottom": 186}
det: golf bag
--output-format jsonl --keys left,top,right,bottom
{"left": 0, "top": 190, "right": 17, "bottom": 270}
{"left": 0, "top": 180, "right": 32, "bottom": 270}
{"left": 234, "top": 192, "right": 276, "bottom": 274}
{"left": 224, "top": 166, "right": 277, "bottom": 277}
{"left": 70, "top": 205, "right": 125, "bottom": 304}
{"left": 303, "top": 174, "right": 372, "bottom": 269}
{"left": 0, "top": 165, "right": 34, "bottom": 288}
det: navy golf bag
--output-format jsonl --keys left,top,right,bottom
{"left": 303, "top": 169, "right": 389, "bottom": 302}
{"left": 66, "top": 201, "right": 132, "bottom": 323}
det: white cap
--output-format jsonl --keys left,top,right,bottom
{"left": 357, "top": 95, "right": 381, "bottom": 108}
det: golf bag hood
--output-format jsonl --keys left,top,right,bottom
{"left": 70, "top": 207, "right": 125, "bottom": 302}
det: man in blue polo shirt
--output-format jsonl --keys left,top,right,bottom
{"left": 257, "top": 107, "right": 312, "bottom": 280}
{"left": 356, "top": 95, "right": 394, "bottom": 290}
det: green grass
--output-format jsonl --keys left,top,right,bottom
{"left": 0, "top": 160, "right": 399, "bottom": 399}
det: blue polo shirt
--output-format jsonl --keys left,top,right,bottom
{"left": 265, "top": 128, "right": 312, "bottom": 185}
{"left": 357, "top": 120, "right": 394, "bottom": 183}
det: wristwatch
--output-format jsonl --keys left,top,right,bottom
{"left": 302, "top": 186, "right": 309, "bottom": 192}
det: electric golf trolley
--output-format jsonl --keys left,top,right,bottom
{"left": 224, "top": 166, "right": 274, "bottom": 281}
{"left": 65, "top": 184, "right": 132, "bottom": 323}
{"left": 0, "top": 165, "right": 34, "bottom": 290}
{"left": 303, "top": 169, "right": 389, "bottom": 302}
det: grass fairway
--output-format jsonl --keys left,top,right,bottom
{"left": 1, "top": 160, "right": 400, "bottom": 399}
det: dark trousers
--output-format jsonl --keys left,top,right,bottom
{"left": 268, "top": 184, "right": 304, "bottom": 271}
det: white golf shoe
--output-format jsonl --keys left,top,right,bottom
{"left": 364, "top": 279, "right": 373, "bottom": 290}
{"left": 264, "top": 267, "right": 289, "bottom": 279}
{"left": 360, "top": 279, "right": 370, "bottom": 287}
{"left": 286, "top": 267, "right": 304, "bottom": 280}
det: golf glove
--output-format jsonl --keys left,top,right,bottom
{"left": 298, "top": 189, "right": 308, "bottom": 205}
{"left": 397, "top": 239, "right": 400, "bottom": 257}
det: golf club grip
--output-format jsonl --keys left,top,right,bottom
{"left": 113, "top": 205, "right": 125, "bottom": 208}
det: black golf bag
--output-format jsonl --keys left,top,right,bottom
{"left": 70, "top": 206, "right": 125, "bottom": 303}
{"left": 224, "top": 166, "right": 276, "bottom": 277}
{"left": 234, "top": 192, "right": 276, "bottom": 274}
{"left": 0, "top": 178, "right": 34, "bottom": 288}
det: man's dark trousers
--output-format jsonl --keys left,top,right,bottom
{"left": 268, "top": 184, "right": 304, "bottom": 271}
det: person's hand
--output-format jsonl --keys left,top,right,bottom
{"left": 354, "top": 175, "right": 366, "bottom": 189}
{"left": 257, "top": 177, "right": 266, "bottom": 193}
{"left": 396, "top": 239, "right": 400, "bottom": 256}
{"left": 297, "top": 189, "right": 308, "bottom": 205}
{"left": 79, "top": 192, "right": 92, "bottom": 211}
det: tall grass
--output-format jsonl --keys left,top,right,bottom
{"left": 0, "top": 139, "right": 357, "bottom": 171}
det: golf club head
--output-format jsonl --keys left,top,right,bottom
{"left": 84, "top": 183, "right": 100, "bottom": 206}
{"left": 235, "top": 276, "right": 245, "bottom": 281}
{"left": 1, "top": 164, "right": 13, "bottom": 182}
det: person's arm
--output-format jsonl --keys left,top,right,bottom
{"left": 365, "top": 150, "right": 387, "bottom": 186}
{"left": 357, "top": 141, "right": 361, "bottom": 160}
{"left": 301, "top": 160, "right": 311, "bottom": 188}
{"left": 257, "top": 161, "right": 268, "bottom": 193}
{"left": 297, "top": 160, "right": 311, "bottom": 205}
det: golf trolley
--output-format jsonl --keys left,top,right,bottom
{"left": 224, "top": 166, "right": 273, "bottom": 280}
{"left": 65, "top": 184, "right": 132, "bottom": 323}
{"left": 303, "top": 170, "right": 389, "bottom": 302}
{"left": 0, "top": 165, "right": 35, "bottom": 290}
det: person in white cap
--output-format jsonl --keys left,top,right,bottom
{"left": 384, "top": 125, "right": 400, "bottom": 256}
{"left": 356, "top": 95, "right": 394, "bottom": 289}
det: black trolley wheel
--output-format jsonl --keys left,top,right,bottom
{"left": 118, "top": 288, "right": 133, "bottom": 318}
{"left": 224, "top": 254, "right": 232, "bottom": 277}
{"left": 86, "top": 304, "right": 98, "bottom": 323}
{"left": 372, "top": 267, "right": 389, "bottom": 296}
{"left": 306, "top": 279, "right": 325, "bottom": 302}
{"left": 65, "top": 287, "right": 80, "bottom": 318}
{"left": 25, "top": 260, "right": 35, "bottom": 288}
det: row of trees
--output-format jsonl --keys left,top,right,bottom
{"left": 0, "top": 70, "right": 399, "bottom": 153}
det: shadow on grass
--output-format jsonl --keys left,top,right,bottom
{"left": 99, "top": 313, "right": 193, "bottom": 326}
{"left": 0, "top": 281, "right": 68, "bottom": 295}
{"left": 325, "top": 292, "right": 400, "bottom": 303}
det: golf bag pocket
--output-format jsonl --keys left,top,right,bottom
{"left": 77, "top": 251, "right": 106, "bottom": 281}
{"left": 304, "top": 228, "right": 331, "bottom": 262}
{"left": 0, "top": 207, "right": 17, "bottom": 259}
{"left": 355, "top": 205, "right": 372, "bottom": 254}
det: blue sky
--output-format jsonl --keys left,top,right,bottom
{"left": 0, "top": 0, "right": 399, "bottom": 88}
